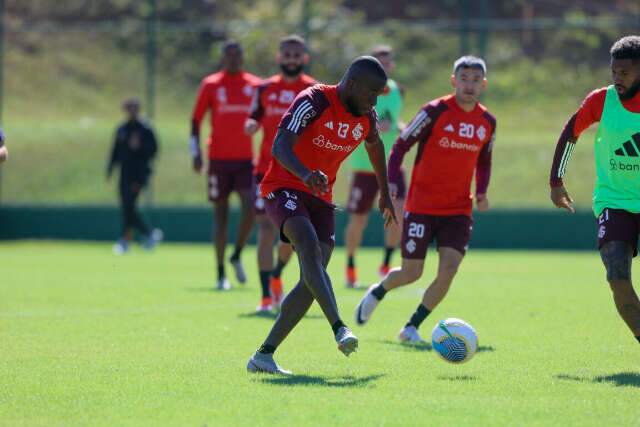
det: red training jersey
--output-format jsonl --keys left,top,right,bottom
{"left": 249, "top": 73, "right": 317, "bottom": 175}
{"left": 191, "top": 70, "right": 261, "bottom": 161}
{"left": 388, "top": 94, "right": 496, "bottom": 216}
{"left": 260, "top": 84, "right": 379, "bottom": 203}
{"left": 549, "top": 87, "right": 640, "bottom": 186}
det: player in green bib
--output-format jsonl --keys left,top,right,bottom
{"left": 549, "top": 35, "right": 640, "bottom": 345}
{"left": 344, "top": 45, "right": 406, "bottom": 287}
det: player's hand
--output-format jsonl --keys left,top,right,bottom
{"left": 379, "top": 193, "right": 398, "bottom": 229}
{"left": 303, "top": 170, "right": 329, "bottom": 196}
{"left": 244, "top": 119, "right": 260, "bottom": 136}
{"left": 550, "top": 185, "right": 575, "bottom": 213}
{"left": 389, "top": 182, "right": 399, "bottom": 200}
{"left": 476, "top": 193, "right": 490, "bottom": 212}
{"left": 192, "top": 155, "right": 203, "bottom": 174}
{"left": 379, "top": 119, "right": 392, "bottom": 133}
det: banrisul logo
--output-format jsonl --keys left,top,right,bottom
{"left": 611, "top": 132, "right": 640, "bottom": 172}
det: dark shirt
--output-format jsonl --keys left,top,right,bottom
{"left": 108, "top": 119, "right": 158, "bottom": 184}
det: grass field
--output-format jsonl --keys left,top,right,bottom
{"left": 1, "top": 241, "right": 639, "bottom": 426}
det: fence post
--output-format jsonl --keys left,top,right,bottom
{"left": 459, "top": 0, "right": 470, "bottom": 55}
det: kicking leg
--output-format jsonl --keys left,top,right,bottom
{"left": 228, "top": 189, "right": 254, "bottom": 284}
{"left": 344, "top": 212, "right": 368, "bottom": 287}
{"left": 600, "top": 241, "right": 640, "bottom": 340}
{"left": 213, "top": 198, "right": 229, "bottom": 289}
{"left": 256, "top": 213, "right": 276, "bottom": 309}
{"left": 271, "top": 242, "right": 294, "bottom": 307}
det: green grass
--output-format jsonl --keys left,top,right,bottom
{"left": 1, "top": 241, "right": 638, "bottom": 426}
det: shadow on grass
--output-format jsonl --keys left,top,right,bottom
{"left": 237, "top": 312, "right": 324, "bottom": 320}
{"left": 437, "top": 375, "right": 478, "bottom": 381}
{"left": 258, "top": 373, "right": 385, "bottom": 388}
{"left": 377, "top": 339, "right": 495, "bottom": 353}
{"left": 556, "top": 372, "right": 640, "bottom": 388}
{"left": 184, "top": 286, "right": 252, "bottom": 293}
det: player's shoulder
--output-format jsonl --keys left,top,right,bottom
{"left": 298, "top": 83, "right": 332, "bottom": 102}
{"left": 242, "top": 71, "right": 262, "bottom": 84}
{"left": 301, "top": 74, "right": 318, "bottom": 86}
{"left": 582, "top": 86, "right": 609, "bottom": 105}
{"left": 201, "top": 71, "right": 224, "bottom": 85}
{"left": 421, "top": 95, "right": 452, "bottom": 114}
{"left": 477, "top": 103, "right": 496, "bottom": 127}
{"left": 258, "top": 74, "right": 281, "bottom": 90}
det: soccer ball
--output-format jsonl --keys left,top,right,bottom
{"left": 431, "top": 318, "right": 478, "bottom": 364}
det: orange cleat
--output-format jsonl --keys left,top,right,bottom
{"left": 257, "top": 296, "right": 272, "bottom": 313}
{"left": 378, "top": 264, "right": 391, "bottom": 278}
{"left": 346, "top": 266, "right": 358, "bottom": 288}
{"left": 270, "top": 277, "right": 284, "bottom": 308}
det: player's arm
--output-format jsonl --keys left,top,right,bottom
{"left": 272, "top": 128, "right": 328, "bottom": 196}
{"left": 387, "top": 105, "right": 433, "bottom": 197}
{"left": 0, "top": 128, "right": 7, "bottom": 163}
{"left": 475, "top": 125, "right": 495, "bottom": 212}
{"left": 549, "top": 89, "right": 604, "bottom": 213}
{"left": 244, "top": 84, "right": 265, "bottom": 136}
{"left": 364, "top": 112, "right": 397, "bottom": 227}
{"left": 145, "top": 125, "right": 158, "bottom": 161}
{"left": 106, "top": 127, "right": 123, "bottom": 180}
{"left": 190, "top": 80, "right": 211, "bottom": 174}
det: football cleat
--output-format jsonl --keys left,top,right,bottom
{"left": 270, "top": 277, "right": 284, "bottom": 308}
{"left": 113, "top": 239, "right": 129, "bottom": 255}
{"left": 247, "top": 351, "right": 292, "bottom": 375}
{"left": 335, "top": 326, "right": 359, "bottom": 357}
{"left": 256, "top": 297, "right": 272, "bottom": 313}
{"left": 354, "top": 284, "right": 381, "bottom": 325}
{"left": 346, "top": 266, "right": 359, "bottom": 288}
{"left": 230, "top": 257, "right": 247, "bottom": 284}
{"left": 378, "top": 264, "right": 390, "bottom": 278}
{"left": 398, "top": 325, "right": 425, "bottom": 344}
{"left": 216, "top": 277, "right": 231, "bottom": 291}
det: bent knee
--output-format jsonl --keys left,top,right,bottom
{"left": 403, "top": 265, "right": 423, "bottom": 283}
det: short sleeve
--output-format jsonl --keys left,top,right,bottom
{"left": 278, "top": 87, "right": 329, "bottom": 135}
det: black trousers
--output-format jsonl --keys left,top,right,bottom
{"left": 119, "top": 180, "right": 150, "bottom": 237}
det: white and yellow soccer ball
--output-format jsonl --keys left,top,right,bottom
{"left": 431, "top": 318, "right": 478, "bottom": 364}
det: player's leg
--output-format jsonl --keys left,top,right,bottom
{"left": 270, "top": 242, "right": 294, "bottom": 308}
{"left": 228, "top": 164, "right": 255, "bottom": 284}
{"left": 114, "top": 180, "right": 133, "bottom": 254}
{"left": 600, "top": 241, "right": 640, "bottom": 340}
{"left": 256, "top": 211, "right": 276, "bottom": 311}
{"left": 355, "top": 212, "right": 431, "bottom": 325}
{"left": 344, "top": 212, "right": 368, "bottom": 287}
{"left": 213, "top": 198, "right": 230, "bottom": 290}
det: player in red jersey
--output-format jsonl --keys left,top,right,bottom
{"left": 190, "top": 40, "right": 262, "bottom": 290}
{"left": 247, "top": 57, "right": 396, "bottom": 374}
{"left": 244, "top": 35, "right": 317, "bottom": 312}
{"left": 354, "top": 56, "right": 496, "bottom": 343}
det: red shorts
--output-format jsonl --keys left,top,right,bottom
{"left": 347, "top": 170, "right": 406, "bottom": 214}
{"left": 597, "top": 208, "right": 640, "bottom": 257}
{"left": 207, "top": 160, "right": 254, "bottom": 202}
{"left": 265, "top": 188, "right": 336, "bottom": 248}
{"left": 401, "top": 212, "right": 473, "bottom": 259}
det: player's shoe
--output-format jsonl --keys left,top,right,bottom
{"left": 216, "top": 277, "right": 231, "bottom": 291}
{"left": 398, "top": 325, "right": 425, "bottom": 344}
{"left": 378, "top": 264, "right": 390, "bottom": 278}
{"left": 246, "top": 351, "right": 292, "bottom": 375}
{"left": 113, "top": 239, "right": 129, "bottom": 255}
{"left": 256, "top": 297, "right": 272, "bottom": 313}
{"left": 354, "top": 284, "right": 380, "bottom": 325}
{"left": 270, "top": 277, "right": 284, "bottom": 309}
{"left": 143, "top": 228, "right": 164, "bottom": 250}
{"left": 346, "top": 266, "right": 359, "bottom": 288}
{"left": 335, "top": 326, "right": 358, "bottom": 357}
{"left": 230, "top": 257, "right": 247, "bottom": 285}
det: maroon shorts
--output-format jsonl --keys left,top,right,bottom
{"left": 254, "top": 173, "right": 266, "bottom": 215}
{"left": 265, "top": 188, "right": 336, "bottom": 248}
{"left": 400, "top": 212, "right": 473, "bottom": 259}
{"left": 347, "top": 170, "right": 407, "bottom": 214}
{"left": 207, "top": 160, "right": 254, "bottom": 202}
{"left": 597, "top": 208, "right": 640, "bottom": 257}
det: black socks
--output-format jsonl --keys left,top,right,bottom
{"left": 230, "top": 247, "right": 242, "bottom": 261}
{"left": 406, "top": 304, "right": 431, "bottom": 329}
{"left": 217, "top": 264, "right": 225, "bottom": 280}
{"left": 273, "top": 259, "right": 286, "bottom": 279}
{"left": 259, "top": 271, "right": 271, "bottom": 298}
{"left": 347, "top": 255, "right": 355, "bottom": 269}
{"left": 371, "top": 283, "right": 387, "bottom": 300}
{"left": 258, "top": 344, "right": 276, "bottom": 355}
{"left": 383, "top": 247, "right": 394, "bottom": 267}
{"left": 332, "top": 320, "right": 347, "bottom": 335}
{"left": 636, "top": 335, "right": 640, "bottom": 344}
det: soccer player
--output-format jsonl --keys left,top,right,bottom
{"left": 247, "top": 56, "right": 396, "bottom": 374}
{"left": 107, "top": 98, "right": 161, "bottom": 254}
{"left": 354, "top": 56, "right": 495, "bottom": 343}
{"left": 190, "top": 40, "right": 261, "bottom": 290}
{"left": 549, "top": 35, "right": 640, "bottom": 345}
{"left": 0, "top": 128, "right": 7, "bottom": 163}
{"left": 345, "top": 45, "right": 405, "bottom": 287}
{"left": 245, "top": 35, "right": 317, "bottom": 312}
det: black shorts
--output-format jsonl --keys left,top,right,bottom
{"left": 265, "top": 188, "right": 336, "bottom": 248}
{"left": 597, "top": 208, "right": 640, "bottom": 257}
{"left": 401, "top": 212, "right": 473, "bottom": 259}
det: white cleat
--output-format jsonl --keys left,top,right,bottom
{"left": 398, "top": 325, "right": 425, "bottom": 344}
{"left": 354, "top": 284, "right": 381, "bottom": 325}
{"left": 335, "top": 326, "right": 359, "bottom": 357}
{"left": 230, "top": 258, "right": 247, "bottom": 284}
{"left": 247, "top": 351, "right": 292, "bottom": 375}
{"left": 113, "top": 239, "right": 129, "bottom": 255}
{"left": 216, "top": 277, "right": 231, "bottom": 291}
{"left": 143, "top": 228, "right": 164, "bottom": 250}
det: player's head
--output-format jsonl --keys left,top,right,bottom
{"left": 278, "top": 34, "right": 309, "bottom": 78}
{"left": 610, "top": 35, "right": 640, "bottom": 100}
{"left": 371, "top": 44, "right": 395, "bottom": 75}
{"left": 451, "top": 55, "right": 487, "bottom": 105}
{"left": 221, "top": 40, "right": 243, "bottom": 73}
{"left": 340, "top": 56, "right": 387, "bottom": 116}
{"left": 122, "top": 97, "right": 141, "bottom": 120}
